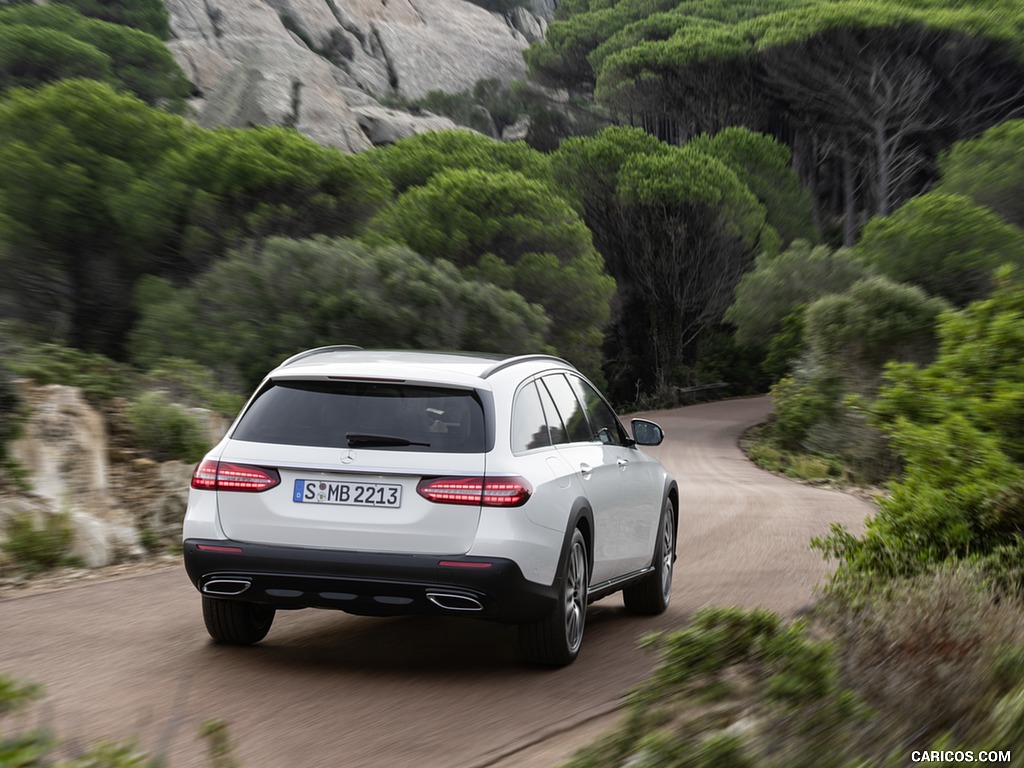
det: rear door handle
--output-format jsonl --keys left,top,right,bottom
{"left": 579, "top": 463, "right": 593, "bottom": 479}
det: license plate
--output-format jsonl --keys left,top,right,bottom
{"left": 293, "top": 479, "right": 402, "bottom": 508}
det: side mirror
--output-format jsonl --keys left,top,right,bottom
{"left": 631, "top": 418, "right": 664, "bottom": 447}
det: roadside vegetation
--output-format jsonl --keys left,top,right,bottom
{"left": 522, "top": 1, "right": 1024, "bottom": 765}
{"left": 1, "top": 0, "right": 1024, "bottom": 763}
{"left": 1, "top": 673, "right": 242, "bottom": 767}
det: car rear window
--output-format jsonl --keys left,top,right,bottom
{"left": 232, "top": 380, "right": 486, "bottom": 453}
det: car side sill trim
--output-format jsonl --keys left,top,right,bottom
{"left": 588, "top": 566, "right": 655, "bottom": 602}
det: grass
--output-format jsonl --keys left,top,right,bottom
{"left": 741, "top": 422, "right": 848, "bottom": 484}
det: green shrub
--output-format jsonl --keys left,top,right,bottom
{"left": 141, "top": 358, "right": 243, "bottom": 418}
{"left": 126, "top": 391, "right": 211, "bottom": 463}
{"left": 745, "top": 437, "right": 785, "bottom": 474}
{"left": 7, "top": 343, "right": 131, "bottom": 404}
{"left": 569, "top": 568, "right": 1024, "bottom": 767}
{"left": 819, "top": 271, "right": 1024, "bottom": 580}
{"left": 816, "top": 564, "right": 1024, "bottom": 759}
{"left": 786, "top": 454, "right": 834, "bottom": 481}
{"left": 744, "top": 427, "right": 847, "bottom": 483}
{"left": 200, "top": 720, "right": 241, "bottom": 768}
{"left": 567, "top": 607, "right": 868, "bottom": 768}
{"left": 0, "top": 675, "right": 41, "bottom": 715}
{"left": 2, "top": 511, "right": 73, "bottom": 573}
{"left": 1, "top": 673, "right": 237, "bottom": 767}
{"left": 51, "top": 0, "right": 172, "bottom": 39}
{"left": 770, "top": 374, "right": 840, "bottom": 451}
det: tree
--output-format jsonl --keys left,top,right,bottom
{"left": 0, "top": 3, "right": 188, "bottom": 106}
{"left": 0, "top": 79, "right": 188, "bottom": 352}
{"left": 0, "top": 82, "right": 392, "bottom": 356}
{"left": 52, "top": 0, "right": 171, "bottom": 39}
{"left": 131, "top": 237, "right": 552, "bottom": 387}
{"left": 551, "top": 126, "right": 772, "bottom": 399}
{"left": 408, "top": 79, "right": 612, "bottom": 152}
{"left": 725, "top": 240, "right": 870, "bottom": 348}
{"left": 138, "top": 125, "right": 392, "bottom": 277}
{"left": 369, "top": 129, "right": 554, "bottom": 194}
{"left": 367, "top": 168, "right": 613, "bottom": 376}
{"left": 0, "top": 24, "right": 114, "bottom": 91}
{"left": 937, "top": 119, "right": 1024, "bottom": 230}
{"left": 526, "top": 0, "right": 794, "bottom": 93}
{"left": 856, "top": 191, "right": 1024, "bottom": 307}
{"left": 690, "top": 127, "right": 815, "bottom": 246}
{"left": 551, "top": 126, "right": 669, "bottom": 266}
{"left": 615, "top": 146, "right": 769, "bottom": 389}
{"left": 586, "top": 1, "right": 1024, "bottom": 243}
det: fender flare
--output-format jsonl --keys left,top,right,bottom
{"left": 551, "top": 498, "right": 594, "bottom": 585}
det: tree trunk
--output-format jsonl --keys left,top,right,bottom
{"left": 875, "top": 122, "right": 892, "bottom": 217}
{"left": 843, "top": 139, "right": 857, "bottom": 246}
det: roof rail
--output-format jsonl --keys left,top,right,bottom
{"left": 481, "top": 354, "right": 572, "bottom": 380}
{"left": 278, "top": 345, "right": 363, "bottom": 367}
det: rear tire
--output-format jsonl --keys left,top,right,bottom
{"left": 202, "top": 597, "right": 276, "bottom": 645}
{"left": 519, "top": 528, "right": 588, "bottom": 666}
{"left": 623, "top": 496, "right": 675, "bottom": 615}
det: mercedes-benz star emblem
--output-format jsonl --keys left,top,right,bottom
{"left": 340, "top": 450, "right": 356, "bottom": 464}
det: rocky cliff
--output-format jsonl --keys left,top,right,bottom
{"left": 165, "top": 0, "right": 555, "bottom": 151}
{"left": 1, "top": 383, "right": 222, "bottom": 569}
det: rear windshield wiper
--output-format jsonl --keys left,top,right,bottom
{"left": 346, "top": 433, "right": 430, "bottom": 448}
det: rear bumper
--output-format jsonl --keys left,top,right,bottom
{"left": 183, "top": 538, "right": 558, "bottom": 623}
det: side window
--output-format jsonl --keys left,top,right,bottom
{"left": 537, "top": 378, "right": 567, "bottom": 444}
{"left": 568, "top": 376, "right": 627, "bottom": 446}
{"left": 542, "top": 374, "right": 592, "bottom": 443}
{"left": 511, "top": 381, "right": 553, "bottom": 452}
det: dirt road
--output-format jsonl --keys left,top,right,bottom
{"left": 0, "top": 396, "right": 870, "bottom": 767}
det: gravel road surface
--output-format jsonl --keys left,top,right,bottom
{"left": 0, "top": 396, "right": 870, "bottom": 767}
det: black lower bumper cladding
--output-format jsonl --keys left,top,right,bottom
{"left": 183, "top": 539, "right": 557, "bottom": 623}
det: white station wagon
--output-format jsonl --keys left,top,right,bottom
{"left": 183, "top": 347, "right": 677, "bottom": 665}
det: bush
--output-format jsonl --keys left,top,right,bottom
{"left": 1, "top": 674, "right": 240, "bottom": 766}
{"left": 818, "top": 271, "right": 1024, "bottom": 580}
{"left": 566, "top": 607, "right": 867, "bottom": 768}
{"left": 132, "top": 237, "right": 552, "bottom": 388}
{"left": 126, "top": 391, "right": 211, "bottom": 463}
{"left": 568, "top": 568, "right": 1024, "bottom": 767}
{"left": 816, "top": 564, "right": 1024, "bottom": 759}
{"left": 141, "top": 358, "right": 243, "bottom": 418}
{"left": 770, "top": 374, "right": 841, "bottom": 451}
{"left": 725, "top": 241, "right": 869, "bottom": 348}
{"left": 2, "top": 511, "right": 73, "bottom": 573}
{"left": 7, "top": 343, "right": 131, "bottom": 404}
{"left": 856, "top": 192, "right": 1024, "bottom": 308}
{"left": 51, "top": 0, "right": 171, "bottom": 38}
{"left": 803, "top": 276, "right": 949, "bottom": 383}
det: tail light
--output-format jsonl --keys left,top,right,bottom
{"left": 191, "top": 460, "right": 280, "bottom": 492}
{"left": 417, "top": 476, "right": 532, "bottom": 507}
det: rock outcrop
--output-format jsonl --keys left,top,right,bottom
{"left": 5, "top": 384, "right": 142, "bottom": 568}
{"left": 164, "top": 0, "right": 549, "bottom": 150}
{"left": 0, "top": 384, "right": 216, "bottom": 569}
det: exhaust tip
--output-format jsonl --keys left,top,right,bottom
{"left": 202, "top": 578, "right": 252, "bottom": 596}
{"left": 427, "top": 592, "right": 484, "bottom": 612}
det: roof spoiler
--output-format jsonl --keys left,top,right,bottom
{"left": 278, "top": 345, "right": 363, "bottom": 367}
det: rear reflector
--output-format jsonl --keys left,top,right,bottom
{"left": 417, "top": 476, "right": 532, "bottom": 507}
{"left": 191, "top": 460, "right": 281, "bottom": 492}
{"left": 439, "top": 560, "right": 493, "bottom": 569}
{"left": 196, "top": 544, "right": 244, "bottom": 554}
